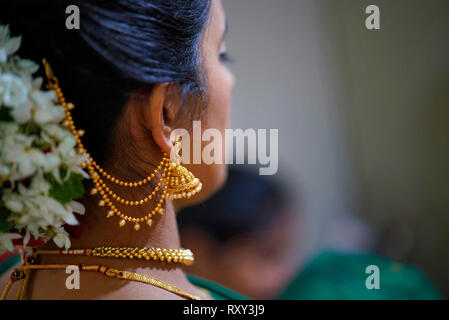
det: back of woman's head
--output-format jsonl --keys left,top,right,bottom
{"left": 0, "top": 0, "right": 211, "bottom": 164}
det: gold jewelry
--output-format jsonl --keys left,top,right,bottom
{"left": 42, "top": 59, "right": 202, "bottom": 232}
{"left": 2, "top": 264, "right": 201, "bottom": 300}
{"left": 33, "top": 247, "right": 194, "bottom": 266}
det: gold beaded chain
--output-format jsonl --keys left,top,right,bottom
{"left": 42, "top": 59, "right": 202, "bottom": 232}
{"left": 33, "top": 247, "right": 195, "bottom": 266}
{"left": 89, "top": 156, "right": 167, "bottom": 187}
{"left": 88, "top": 160, "right": 170, "bottom": 231}
{"left": 2, "top": 264, "right": 202, "bottom": 300}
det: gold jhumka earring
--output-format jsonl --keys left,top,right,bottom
{"left": 42, "top": 59, "right": 202, "bottom": 232}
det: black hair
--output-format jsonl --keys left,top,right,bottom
{"left": 0, "top": 0, "right": 211, "bottom": 164}
{"left": 178, "top": 167, "right": 294, "bottom": 244}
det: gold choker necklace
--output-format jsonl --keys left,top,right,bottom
{"left": 2, "top": 246, "right": 201, "bottom": 300}
{"left": 33, "top": 246, "right": 194, "bottom": 266}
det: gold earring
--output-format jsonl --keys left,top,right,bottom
{"left": 165, "top": 136, "right": 202, "bottom": 200}
{"left": 42, "top": 59, "right": 202, "bottom": 232}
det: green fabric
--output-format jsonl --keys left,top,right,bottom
{"left": 0, "top": 253, "right": 20, "bottom": 276}
{"left": 187, "top": 274, "right": 248, "bottom": 300}
{"left": 278, "top": 250, "right": 443, "bottom": 300}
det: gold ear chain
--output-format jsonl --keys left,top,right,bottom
{"left": 42, "top": 59, "right": 202, "bottom": 232}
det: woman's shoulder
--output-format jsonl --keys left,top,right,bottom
{"left": 187, "top": 274, "right": 249, "bottom": 300}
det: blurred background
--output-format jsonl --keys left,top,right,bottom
{"left": 179, "top": 0, "right": 449, "bottom": 298}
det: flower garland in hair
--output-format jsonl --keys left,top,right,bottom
{"left": 0, "top": 25, "right": 88, "bottom": 253}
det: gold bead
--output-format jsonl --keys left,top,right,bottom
{"left": 119, "top": 219, "right": 126, "bottom": 227}
{"left": 134, "top": 223, "right": 141, "bottom": 231}
{"left": 90, "top": 188, "right": 98, "bottom": 195}
{"left": 98, "top": 200, "right": 105, "bottom": 207}
{"left": 147, "top": 219, "right": 153, "bottom": 227}
{"left": 107, "top": 210, "right": 114, "bottom": 218}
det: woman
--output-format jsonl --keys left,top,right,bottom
{"left": 0, "top": 0, "right": 238, "bottom": 299}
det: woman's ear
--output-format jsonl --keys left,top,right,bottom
{"left": 142, "top": 84, "right": 182, "bottom": 155}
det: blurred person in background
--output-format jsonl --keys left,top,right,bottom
{"left": 178, "top": 166, "right": 299, "bottom": 299}
{"left": 179, "top": 167, "right": 443, "bottom": 300}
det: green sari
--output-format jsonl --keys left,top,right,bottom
{"left": 278, "top": 250, "right": 443, "bottom": 300}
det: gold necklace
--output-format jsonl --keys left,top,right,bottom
{"left": 1, "top": 264, "right": 201, "bottom": 300}
{"left": 33, "top": 246, "right": 194, "bottom": 266}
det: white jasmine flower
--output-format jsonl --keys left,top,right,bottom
{"left": 0, "top": 122, "right": 19, "bottom": 135}
{"left": 41, "top": 123, "right": 67, "bottom": 142}
{"left": 0, "top": 232, "right": 22, "bottom": 252}
{"left": 10, "top": 101, "right": 32, "bottom": 123}
{"left": 23, "top": 231, "right": 31, "bottom": 246}
{"left": 3, "top": 193, "right": 23, "bottom": 212}
{"left": 0, "top": 25, "right": 21, "bottom": 63}
{"left": 42, "top": 152, "right": 61, "bottom": 172}
{"left": 66, "top": 200, "right": 86, "bottom": 216}
{"left": 17, "top": 58, "right": 39, "bottom": 75}
{"left": 4, "top": 139, "right": 44, "bottom": 179}
{"left": 0, "top": 73, "right": 29, "bottom": 108}
{"left": 0, "top": 24, "right": 87, "bottom": 251}
{"left": 31, "top": 91, "right": 65, "bottom": 124}
{"left": 53, "top": 228, "right": 71, "bottom": 249}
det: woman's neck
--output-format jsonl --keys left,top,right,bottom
{"left": 73, "top": 141, "right": 182, "bottom": 250}
{"left": 27, "top": 194, "right": 211, "bottom": 299}
{"left": 71, "top": 197, "right": 182, "bottom": 250}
